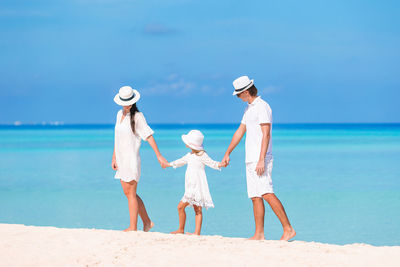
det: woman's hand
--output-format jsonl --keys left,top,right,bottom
{"left": 157, "top": 155, "right": 169, "bottom": 169}
{"left": 255, "top": 160, "right": 265, "bottom": 176}
{"left": 112, "top": 158, "right": 118, "bottom": 170}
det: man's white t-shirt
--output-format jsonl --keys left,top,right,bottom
{"left": 241, "top": 96, "right": 273, "bottom": 163}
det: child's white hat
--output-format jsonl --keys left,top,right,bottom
{"left": 182, "top": 130, "right": 204, "bottom": 151}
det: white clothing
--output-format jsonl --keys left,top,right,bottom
{"left": 171, "top": 152, "right": 220, "bottom": 209}
{"left": 114, "top": 110, "right": 154, "bottom": 182}
{"left": 246, "top": 160, "right": 274, "bottom": 198}
{"left": 241, "top": 96, "right": 273, "bottom": 163}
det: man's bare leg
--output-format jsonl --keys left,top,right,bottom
{"left": 171, "top": 201, "right": 189, "bottom": 234}
{"left": 262, "top": 193, "right": 296, "bottom": 241}
{"left": 249, "top": 197, "right": 265, "bottom": 240}
{"left": 136, "top": 195, "right": 154, "bottom": 232}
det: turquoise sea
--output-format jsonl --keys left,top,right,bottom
{"left": 0, "top": 124, "right": 399, "bottom": 246}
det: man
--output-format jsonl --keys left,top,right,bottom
{"left": 222, "top": 75, "right": 296, "bottom": 241}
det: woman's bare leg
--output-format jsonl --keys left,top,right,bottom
{"left": 171, "top": 201, "right": 189, "bottom": 234}
{"left": 136, "top": 194, "right": 154, "bottom": 232}
{"left": 120, "top": 180, "right": 139, "bottom": 231}
{"left": 193, "top": 205, "right": 203, "bottom": 235}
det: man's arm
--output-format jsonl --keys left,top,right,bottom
{"left": 222, "top": 123, "right": 246, "bottom": 166}
{"left": 255, "top": 123, "right": 271, "bottom": 175}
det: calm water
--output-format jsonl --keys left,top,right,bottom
{"left": 0, "top": 124, "right": 399, "bottom": 246}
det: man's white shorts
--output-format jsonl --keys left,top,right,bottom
{"left": 246, "top": 160, "right": 274, "bottom": 198}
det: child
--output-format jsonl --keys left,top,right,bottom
{"left": 167, "top": 130, "right": 225, "bottom": 235}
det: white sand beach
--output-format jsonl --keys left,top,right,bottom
{"left": 0, "top": 224, "right": 399, "bottom": 267}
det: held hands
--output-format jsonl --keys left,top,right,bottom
{"left": 255, "top": 160, "right": 265, "bottom": 176}
{"left": 221, "top": 154, "right": 230, "bottom": 168}
{"left": 157, "top": 155, "right": 170, "bottom": 169}
{"left": 218, "top": 162, "right": 227, "bottom": 168}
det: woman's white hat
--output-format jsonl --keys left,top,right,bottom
{"left": 114, "top": 86, "right": 141, "bottom": 106}
{"left": 182, "top": 130, "right": 204, "bottom": 151}
{"left": 232, "top": 75, "right": 254, "bottom": 95}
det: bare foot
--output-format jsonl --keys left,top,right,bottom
{"left": 170, "top": 229, "right": 184, "bottom": 234}
{"left": 123, "top": 227, "right": 137, "bottom": 232}
{"left": 248, "top": 233, "right": 265, "bottom": 240}
{"left": 143, "top": 221, "right": 154, "bottom": 232}
{"left": 280, "top": 227, "right": 296, "bottom": 241}
{"left": 186, "top": 232, "right": 200, "bottom": 236}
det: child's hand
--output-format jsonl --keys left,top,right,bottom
{"left": 218, "top": 162, "right": 227, "bottom": 168}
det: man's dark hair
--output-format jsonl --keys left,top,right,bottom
{"left": 247, "top": 85, "right": 258, "bottom": 96}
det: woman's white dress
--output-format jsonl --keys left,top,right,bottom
{"left": 114, "top": 110, "right": 154, "bottom": 182}
{"left": 171, "top": 152, "right": 220, "bottom": 209}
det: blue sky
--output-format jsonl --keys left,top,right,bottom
{"left": 0, "top": 0, "right": 399, "bottom": 124}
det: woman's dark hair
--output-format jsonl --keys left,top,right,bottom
{"left": 129, "top": 103, "right": 139, "bottom": 134}
{"left": 247, "top": 85, "right": 258, "bottom": 96}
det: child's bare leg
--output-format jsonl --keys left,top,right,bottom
{"left": 193, "top": 205, "right": 203, "bottom": 235}
{"left": 171, "top": 201, "right": 189, "bottom": 234}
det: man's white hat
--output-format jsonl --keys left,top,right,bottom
{"left": 182, "top": 130, "right": 204, "bottom": 151}
{"left": 232, "top": 75, "right": 254, "bottom": 95}
{"left": 114, "top": 86, "right": 141, "bottom": 106}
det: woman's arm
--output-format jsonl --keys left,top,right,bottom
{"left": 111, "top": 147, "right": 118, "bottom": 170}
{"left": 147, "top": 135, "right": 169, "bottom": 168}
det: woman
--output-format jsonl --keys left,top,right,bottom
{"left": 112, "top": 85, "right": 168, "bottom": 232}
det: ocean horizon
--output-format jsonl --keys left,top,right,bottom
{"left": 1, "top": 122, "right": 400, "bottom": 130}
{"left": 1, "top": 123, "right": 399, "bottom": 246}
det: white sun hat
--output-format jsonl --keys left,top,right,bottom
{"left": 114, "top": 86, "right": 141, "bottom": 106}
{"left": 182, "top": 130, "right": 204, "bottom": 151}
{"left": 232, "top": 75, "right": 254, "bottom": 95}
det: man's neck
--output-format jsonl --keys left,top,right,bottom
{"left": 248, "top": 95, "right": 258, "bottom": 104}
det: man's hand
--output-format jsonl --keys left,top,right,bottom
{"left": 255, "top": 160, "right": 265, "bottom": 176}
{"left": 221, "top": 154, "right": 230, "bottom": 167}
{"left": 218, "top": 162, "right": 226, "bottom": 168}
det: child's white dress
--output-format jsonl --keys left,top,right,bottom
{"left": 171, "top": 152, "right": 220, "bottom": 209}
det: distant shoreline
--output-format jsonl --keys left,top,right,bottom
{"left": 1, "top": 122, "right": 400, "bottom": 130}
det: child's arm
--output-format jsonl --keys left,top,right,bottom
{"left": 169, "top": 154, "right": 189, "bottom": 169}
{"left": 200, "top": 153, "right": 222, "bottom": 170}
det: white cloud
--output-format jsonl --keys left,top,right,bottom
{"left": 143, "top": 23, "right": 178, "bottom": 35}
{"left": 142, "top": 74, "right": 229, "bottom": 96}
{"left": 0, "top": 9, "right": 51, "bottom": 18}
{"left": 142, "top": 74, "right": 195, "bottom": 96}
{"left": 260, "top": 85, "right": 281, "bottom": 95}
